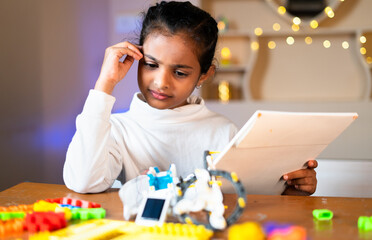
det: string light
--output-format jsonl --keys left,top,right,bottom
{"left": 254, "top": 27, "right": 263, "bottom": 36}
{"left": 323, "top": 40, "right": 331, "bottom": 48}
{"left": 277, "top": 6, "right": 286, "bottom": 15}
{"left": 325, "top": 7, "right": 335, "bottom": 18}
{"left": 286, "top": 36, "right": 295, "bottom": 45}
{"left": 291, "top": 24, "right": 300, "bottom": 32}
{"left": 342, "top": 41, "right": 349, "bottom": 49}
{"left": 251, "top": 41, "right": 259, "bottom": 51}
{"left": 360, "top": 36, "right": 367, "bottom": 44}
{"left": 305, "top": 37, "right": 313, "bottom": 45}
{"left": 366, "top": 57, "right": 372, "bottom": 64}
{"left": 293, "top": 17, "right": 301, "bottom": 25}
{"left": 273, "top": 23, "right": 281, "bottom": 31}
{"left": 360, "top": 47, "right": 367, "bottom": 55}
{"left": 268, "top": 41, "right": 276, "bottom": 49}
{"left": 310, "top": 20, "right": 319, "bottom": 29}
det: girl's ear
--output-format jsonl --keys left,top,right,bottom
{"left": 197, "top": 64, "right": 216, "bottom": 87}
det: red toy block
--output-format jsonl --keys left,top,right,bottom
{"left": 61, "top": 197, "right": 101, "bottom": 208}
{"left": 25, "top": 212, "right": 66, "bottom": 233}
{"left": 44, "top": 198, "right": 63, "bottom": 204}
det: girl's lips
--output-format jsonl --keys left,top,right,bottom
{"left": 149, "top": 90, "right": 170, "bottom": 100}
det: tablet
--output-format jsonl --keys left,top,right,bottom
{"left": 213, "top": 110, "right": 358, "bottom": 195}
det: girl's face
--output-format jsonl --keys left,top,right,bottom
{"left": 138, "top": 33, "right": 210, "bottom": 109}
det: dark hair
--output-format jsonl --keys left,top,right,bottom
{"left": 139, "top": 1, "right": 218, "bottom": 74}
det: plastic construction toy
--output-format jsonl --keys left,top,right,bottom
{"left": 0, "top": 212, "right": 25, "bottom": 221}
{"left": 24, "top": 212, "right": 67, "bottom": 233}
{"left": 0, "top": 204, "right": 34, "bottom": 213}
{"left": 148, "top": 164, "right": 177, "bottom": 191}
{"left": 119, "top": 152, "right": 247, "bottom": 230}
{"left": 313, "top": 209, "right": 333, "bottom": 221}
{"left": 0, "top": 218, "right": 24, "bottom": 236}
{"left": 174, "top": 151, "right": 247, "bottom": 230}
{"left": 29, "top": 219, "right": 213, "bottom": 240}
{"left": 358, "top": 216, "right": 372, "bottom": 231}
{"left": 228, "top": 221, "right": 265, "bottom": 240}
{"left": 71, "top": 207, "right": 106, "bottom": 220}
{"left": 45, "top": 197, "right": 101, "bottom": 208}
{"left": 264, "top": 222, "right": 306, "bottom": 240}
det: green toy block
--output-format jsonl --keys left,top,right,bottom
{"left": 312, "top": 209, "right": 333, "bottom": 221}
{"left": 0, "top": 212, "right": 25, "bottom": 221}
{"left": 358, "top": 216, "right": 372, "bottom": 231}
{"left": 71, "top": 208, "right": 106, "bottom": 220}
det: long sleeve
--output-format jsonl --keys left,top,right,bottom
{"left": 63, "top": 90, "right": 123, "bottom": 193}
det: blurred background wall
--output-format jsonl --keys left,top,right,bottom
{"left": 0, "top": 0, "right": 110, "bottom": 190}
{"left": 0, "top": 0, "right": 371, "bottom": 197}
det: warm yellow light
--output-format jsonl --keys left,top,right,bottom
{"left": 254, "top": 27, "right": 263, "bottom": 36}
{"left": 305, "top": 37, "right": 313, "bottom": 45}
{"left": 293, "top": 17, "right": 301, "bottom": 25}
{"left": 360, "top": 47, "right": 367, "bottom": 55}
{"left": 221, "top": 47, "right": 231, "bottom": 59}
{"left": 251, "top": 41, "right": 259, "bottom": 51}
{"left": 273, "top": 23, "right": 281, "bottom": 31}
{"left": 323, "top": 40, "right": 331, "bottom": 48}
{"left": 278, "top": 6, "right": 286, "bottom": 15}
{"left": 342, "top": 41, "right": 349, "bottom": 49}
{"left": 310, "top": 20, "right": 319, "bottom": 29}
{"left": 325, "top": 7, "right": 335, "bottom": 18}
{"left": 218, "top": 81, "right": 230, "bottom": 102}
{"left": 366, "top": 57, "right": 372, "bottom": 64}
{"left": 360, "top": 36, "right": 367, "bottom": 44}
{"left": 268, "top": 41, "right": 276, "bottom": 49}
{"left": 286, "top": 36, "right": 295, "bottom": 45}
{"left": 217, "top": 21, "right": 226, "bottom": 31}
{"left": 291, "top": 24, "right": 300, "bottom": 32}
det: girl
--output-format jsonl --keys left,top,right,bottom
{"left": 63, "top": 1, "right": 317, "bottom": 196}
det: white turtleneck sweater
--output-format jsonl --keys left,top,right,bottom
{"left": 63, "top": 90, "right": 237, "bottom": 193}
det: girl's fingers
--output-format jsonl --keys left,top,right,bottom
{"left": 294, "top": 184, "right": 316, "bottom": 194}
{"left": 110, "top": 41, "right": 143, "bottom": 58}
{"left": 287, "top": 176, "right": 316, "bottom": 186}
{"left": 307, "top": 160, "right": 318, "bottom": 169}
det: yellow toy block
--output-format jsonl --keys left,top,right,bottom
{"left": 30, "top": 219, "right": 213, "bottom": 240}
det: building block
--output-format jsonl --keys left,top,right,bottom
{"left": 29, "top": 219, "right": 213, "bottom": 240}
{"left": 264, "top": 222, "right": 306, "bottom": 240}
{"left": 33, "top": 200, "right": 59, "bottom": 212}
{"left": 228, "top": 222, "right": 265, "bottom": 240}
{"left": 0, "top": 218, "right": 25, "bottom": 236}
{"left": 313, "top": 209, "right": 333, "bottom": 221}
{"left": 24, "top": 212, "right": 66, "bottom": 233}
{"left": 358, "top": 216, "right": 372, "bottom": 231}
{"left": 61, "top": 197, "right": 101, "bottom": 208}
{"left": 58, "top": 204, "right": 81, "bottom": 209}
{"left": 0, "top": 204, "right": 34, "bottom": 213}
{"left": 70, "top": 208, "right": 106, "bottom": 220}
{"left": 44, "top": 198, "right": 63, "bottom": 204}
{"left": 0, "top": 212, "right": 25, "bottom": 221}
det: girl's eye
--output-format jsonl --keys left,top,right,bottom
{"left": 174, "top": 70, "right": 188, "bottom": 77}
{"left": 144, "top": 62, "right": 158, "bottom": 69}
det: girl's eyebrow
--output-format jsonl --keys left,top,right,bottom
{"left": 144, "top": 54, "right": 194, "bottom": 69}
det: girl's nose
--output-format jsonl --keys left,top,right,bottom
{"left": 154, "top": 70, "right": 170, "bottom": 89}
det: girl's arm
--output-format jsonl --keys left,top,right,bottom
{"left": 63, "top": 42, "right": 143, "bottom": 193}
{"left": 63, "top": 90, "right": 122, "bottom": 193}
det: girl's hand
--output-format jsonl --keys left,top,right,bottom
{"left": 282, "top": 160, "right": 318, "bottom": 196}
{"left": 95, "top": 42, "right": 143, "bottom": 95}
